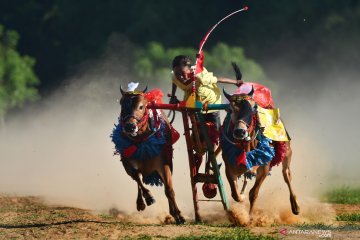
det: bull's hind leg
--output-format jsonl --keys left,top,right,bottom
{"left": 159, "top": 164, "right": 185, "bottom": 224}
{"left": 239, "top": 177, "right": 248, "bottom": 202}
{"left": 282, "top": 143, "right": 300, "bottom": 215}
{"left": 249, "top": 164, "right": 269, "bottom": 217}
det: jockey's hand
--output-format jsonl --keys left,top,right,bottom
{"left": 235, "top": 79, "right": 244, "bottom": 87}
{"left": 169, "top": 95, "right": 180, "bottom": 104}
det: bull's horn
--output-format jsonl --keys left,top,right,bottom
{"left": 223, "top": 88, "right": 232, "bottom": 101}
{"left": 248, "top": 85, "right": 254, "bottom": 97}
{"left": 120, "top": 85, "right": 125, "bottom": 95}
{"left": 142, "top": 85, "right": 148, "bottom": 93}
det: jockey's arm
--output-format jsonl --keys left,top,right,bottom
{"left": 169, "top": 83, "right": 180, "bottom": 104}
{"left": 217, "top": 77, "right": 243, "bottom": 87}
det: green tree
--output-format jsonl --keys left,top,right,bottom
{"left": 0, "top": 25, "right": 39, "bottom": 127}
{"left": 133, "top": 41, "right": 272, "bottom": 88}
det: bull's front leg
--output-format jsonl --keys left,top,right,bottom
{"left": 225, "top": 161, "right": 247, "bottom": 202}
{"left": 249, "top": 164, "right": 269, "bottom": 217}
{"left": 136, "top": 184, "right": 146, "bottom": 211}
{"left": 121, "top": 160, "right": 154, "bottom": 209}
{"left": 159, "top": 164, "right": 185, "bottom": 224}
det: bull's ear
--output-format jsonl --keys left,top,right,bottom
{"left": 120, "top": 85, "right": 125, "bottom": 95}
{"left": 248, "top": 85, "right": 254, "bottom": 97}
{"left": 223, "top": 88, "right": 232, "bottom": 101}
{"left": 142, "top": 85, "right": 148, "bottom": 93}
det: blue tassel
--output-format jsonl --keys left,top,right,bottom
{"left": 143, "top": 172, "right": 163, "bottom": 186}
{"left": 110, "top": 120, "right": 167, "bottom": 186}
{"left": 111, "top": 120, "right": 167, "bottom": 161}
{"left": 221, "top": 119, "right": 275, "bottom": 170}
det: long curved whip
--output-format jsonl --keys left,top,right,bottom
{"left": 192, "top": 6, "right": 249, "bottom": 93}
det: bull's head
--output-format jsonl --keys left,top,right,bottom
{"left": 223, "top": 86, "right": 255, "bottom": 141}
{"left": 119, "top": 85, "right": 148, "bottom": 136}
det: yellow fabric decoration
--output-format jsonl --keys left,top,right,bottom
{"left": 257, "top": 106, "right": 289, "bottom": 141}
{"left": 171, "top": 68, "right": 221, "bottom": 111}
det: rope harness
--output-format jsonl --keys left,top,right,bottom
{"left": 120, "top": 92, "right": 162, "bottom": 143}
{"left": 222, "top": 96, "right": 260, "bottom": 152}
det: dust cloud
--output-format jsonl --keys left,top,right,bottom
{"left": 223, "top": 57, "right": 360, "bottom": 226}
{"left": 0, "top": 35, "right": 359, "bottom": 225}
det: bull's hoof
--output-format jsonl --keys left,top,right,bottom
{"left": 145, "top": 196, "right": 156, "bottom": 206}
{"left": 231, "top": 192, "right": 241, "bottom": 202}
{"left": 290, "top": 195, "right": 300, "bottom": 215}
{"left": 137, "top": 200, "right": 146, "bottom": 211}
{"left": 175, "top": 215, "right": 186, "bottom": 225}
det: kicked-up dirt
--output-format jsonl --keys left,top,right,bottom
{"left": 0, "top": 195, "right": 359, "bottom": 239}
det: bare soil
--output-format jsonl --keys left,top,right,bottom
{"left": 0, "top": 196, "right": 359, "bottom": 239}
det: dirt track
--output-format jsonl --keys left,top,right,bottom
{"left": 0, "top": 196, "right": 359, "bottom": 239}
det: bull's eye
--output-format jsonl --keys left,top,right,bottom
{"left": 139, "top": 105, "right": 144, "bottom": 110}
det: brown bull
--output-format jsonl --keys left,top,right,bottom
{"left": 221, "top": 65, "right": 300, "bottom": 217}
{"left": 111, "top": 86, "right": 185, "bottom": 224}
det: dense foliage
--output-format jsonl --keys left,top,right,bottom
{"left": 134, "top": 42, "right": 269, "bottom": 86}
{"left": 0, "top": 25, "right": 39, "bottom": 125}
{"left": 1, "top": 0, "right": 359, "bottom": 92}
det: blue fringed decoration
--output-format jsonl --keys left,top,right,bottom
{"left": 111, "top": 120, "right": 167, "bottom": 161}
{"left": 143, "top": 172, "right": 163, "bottom": 187}
{"left": 110, "top": 119, "right": 167, "bottom": 186}
{"left": 244, "top": 172, "right": 256, "bottom": 180}
{"left": 245, "top": 137, "right": 275, "bottom": 170}
{"left": 221, "top": 114, "right": 275, "bottom": 171}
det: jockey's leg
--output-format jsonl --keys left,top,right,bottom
{"left": 282, "top": 142, "right": 300, "bottom": 215}
{"left": 249, "top": 164, "right": 269, "bottom": 217}
{"left": 159, "top": 164, "right": 185, "bottom": 224}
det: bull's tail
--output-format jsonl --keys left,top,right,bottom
{"left": 231, "top": 62, "right": 242, "bottom": 80}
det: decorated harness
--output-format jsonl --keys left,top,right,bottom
{"left": 220, "top": 95, "right": 275, "bottom": 174}
{"left": 112, "top": 90, "right": 171, "bottom": 159}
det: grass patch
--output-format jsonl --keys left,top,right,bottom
{"left": 98, "top": 213, "right": 113, "bottom": 220}
{"left": 323, "top": 186, "right": 360, "bottom": 204}
{"left": 122, "top": 236, "right": 153, "bottom": 240}
{"left": 336, "top": 213, "right": 360, "bottom": 222}
{"left": 294, "top": 223, "right": 360, "bottom": 231}
{"left": 175, "top": 228, "right": 275, "bottom": 240}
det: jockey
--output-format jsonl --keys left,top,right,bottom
{"left": 170, "top": 54, "right": 242, "bottom": 130}
{"left": 170, "top": 54, "right": 242, "bottom": 172}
